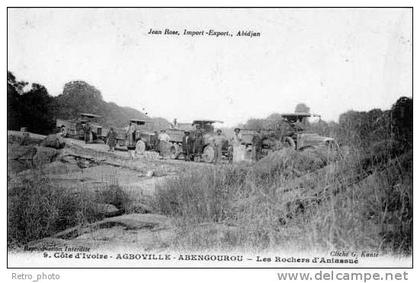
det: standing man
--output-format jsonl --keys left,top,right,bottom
{"left": 84, "top": 122, "right": 91, "bottom": 144}
{"left": 252, "top": 129, "right": 263, "bottom": 162}
{"left": 213, "top": 129, "right": 225, "bottom": 164}
{"left": 158, "top": 129, "right": 170, "bottom": 142}
{"left": 106, "top": 127, "right": 117, "bottom": 152}
{"left": 151, "top": 131, "right": 159, "bottom": 151}
{"left": 193, "top": 130, "right": 204, "bottom": 161}
{"left": 182, "top": 130, "right": 193, "bottom": 161}
{"left": 158, "top": 129, "right": 171, "bottom": 157}
{"left": 232, "top": 128, "right": 244, "bottom": 162}
{"left": 126, "top": 122, "right": 137, "bottom": 159}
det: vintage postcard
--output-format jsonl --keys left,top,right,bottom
{"left": 6, "top": 7, "right": 413, "bottom": 271}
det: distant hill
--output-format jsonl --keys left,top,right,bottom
{"left": 54, "top": 81, "right": 170, "bottom": 130}
{"left": 8, "top": 72, "right": 171, "bottom": 134}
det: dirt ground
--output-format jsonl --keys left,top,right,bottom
{"left": 61, "top": 138, "right": 216, "bottom": 193}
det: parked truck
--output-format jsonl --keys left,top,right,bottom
{"left": 239, "top": 113, "right": 338, "bottom": 160}
{"left": 115, "top": 119, "right": 157, "bottom": 153}
{"left": 165, "top": 120, "right": 229, "bottom": 162}
{"left": 56, "top": 113, "right": 107, "bottom": 143}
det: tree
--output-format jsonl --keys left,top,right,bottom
{"left": 7, "top": 75, "right": 23, "bottom": 130}
{"left": 264, "top": 113, "right": 285, "bottom": 130}
{"left": 243, "top": 113, "right": 287, "bottom": 130}
{"left": 7, "top": 71, "right": 56, "bottom": 134}
{"left": 391, "top": 96, "right": 413, "bottom": 149}
{"left": 54, "top": 80, "right": 160, "bottom": 129}
{"left": 55, "top": 81, "right": 105, "bottom": 120}
{"left": 19, "top": 83, "right": 56, "bottom": 134}
{"left": 295, "top": 103, "right": 310, "bottom": 113}
{"left": 8, "top": 71, "right": 28, "bottom": 94}
{"left": 244, "top": 118, "right": 265, "bottom": 130}
{"left": 147, "top": 117, "right": 171, "bottom": 131}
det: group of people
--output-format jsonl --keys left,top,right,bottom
{"left": 226, "top": 127, "right": 264, "bottom": 163}
{"left": 181, "top": 127, "right": 264, "bottom": 164}
{"left": 123, "top": 125, "right": 174, "bottom": 159}
{"left": 181, "top": 127, "right": 205, "bottom": 162}
{"left": 104, "top": 122, "right": 265, "bottom": 163}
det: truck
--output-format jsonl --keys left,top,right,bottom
{"left": 56, "top": 113, "right": 107, "bottom": 143}
{"left": 165, "top": 120, "right": 229, "bottom": 162}
{"left": 278, "top": 113, "right": 337, "bottom": 150}
{"left": 239, "top": 113, "right": 338, "bottom": 160}
{"left": 164, "top": 126, "right": 192, "bottom": 160}
{"left": 115, "top": 119, "right": 157, "bottom": 153}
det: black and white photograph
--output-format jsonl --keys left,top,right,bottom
{"left": 6, "top": 6, "right": 413, "bottom": 272}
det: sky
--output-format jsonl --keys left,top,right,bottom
{"left": 8, "top": 8, "right": 412, "bottom": 126}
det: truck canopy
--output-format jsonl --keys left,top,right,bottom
{"left": 129, "top": 119, "right": 147, "bottom": 125}
{"left": 175, "top": 123, "right": 195, "bottom": 131}
{"left": 192, "top": 120, "right": 224, "bottom": 125}
{"left": 281, "top": 113, "right": 320, "bottom": 123}
{"left": 80, "top": 113, "right": 101, "bottom": 119}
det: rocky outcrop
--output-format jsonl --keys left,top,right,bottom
{"left": 24, "top": 214, "right": 176, "bottom": 251}
{"left": 7, "top": 130, "right": 45, "bottom": 146}
{"left": 8, "top": 132, "right": 62, "bottom": 174}
{"left": 53, "top": 214, "right": 174, "bottom": 239}
{"left": 94, "top": 203, "right": 122, "bottom": 218}
{"left": 33, "top": 146, "right": 59, "bottom": 168}
{"left": 40, "top": 134, "right": 66, "bottom": 149}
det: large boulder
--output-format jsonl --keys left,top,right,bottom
{"left": 40, "top": 134, "right": 66, "bottom": 149}
{"left": 8, "top": 131, "right": 45, "bottom": 146}
{"left": 33, "top": 146, "right": 58, "bottom": 168}
{"left": 94, "top": 203, "right": 122, "bottom": 218}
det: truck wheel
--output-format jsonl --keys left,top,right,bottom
{"left": 135, "top": 140, "right": 146, "bottom": 155}
{"left": 202, "top": 145, "right": 215, "bottom": 163}
{"left": 299, "top": 145, "right": 315, "bottom": 151}
{"left": 170, "top": 144, "right": 179, "bottom": 159}
{"left": 284, "top": 137, "right": 296, "bottom": 150}
{"left": 178, "top": 152, "right": 186, "bottom": 160}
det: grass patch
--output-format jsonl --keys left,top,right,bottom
{"left": 153, "top": 165, "right": 247, "bottom": 223}
{"left": 7, "top": 172, "right": 130, "bottom": 248}
{"left": 96, "top": 184, "right": 131, "bottom": 212}
{"left": 153, "top": 147, "right": 412, "bottom": 254}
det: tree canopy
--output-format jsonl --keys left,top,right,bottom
{"left": 7, "top": 72, "right": 170, "bottom": 134}
{"left": 7, "top": 74, "right": 56, "bottom": 134}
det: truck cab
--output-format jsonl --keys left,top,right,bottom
{"left": 280, "top": 113, "right": 335, "bottom": 150}
{"left": 116, "top": 119, "right": 155, "bottom": 152}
